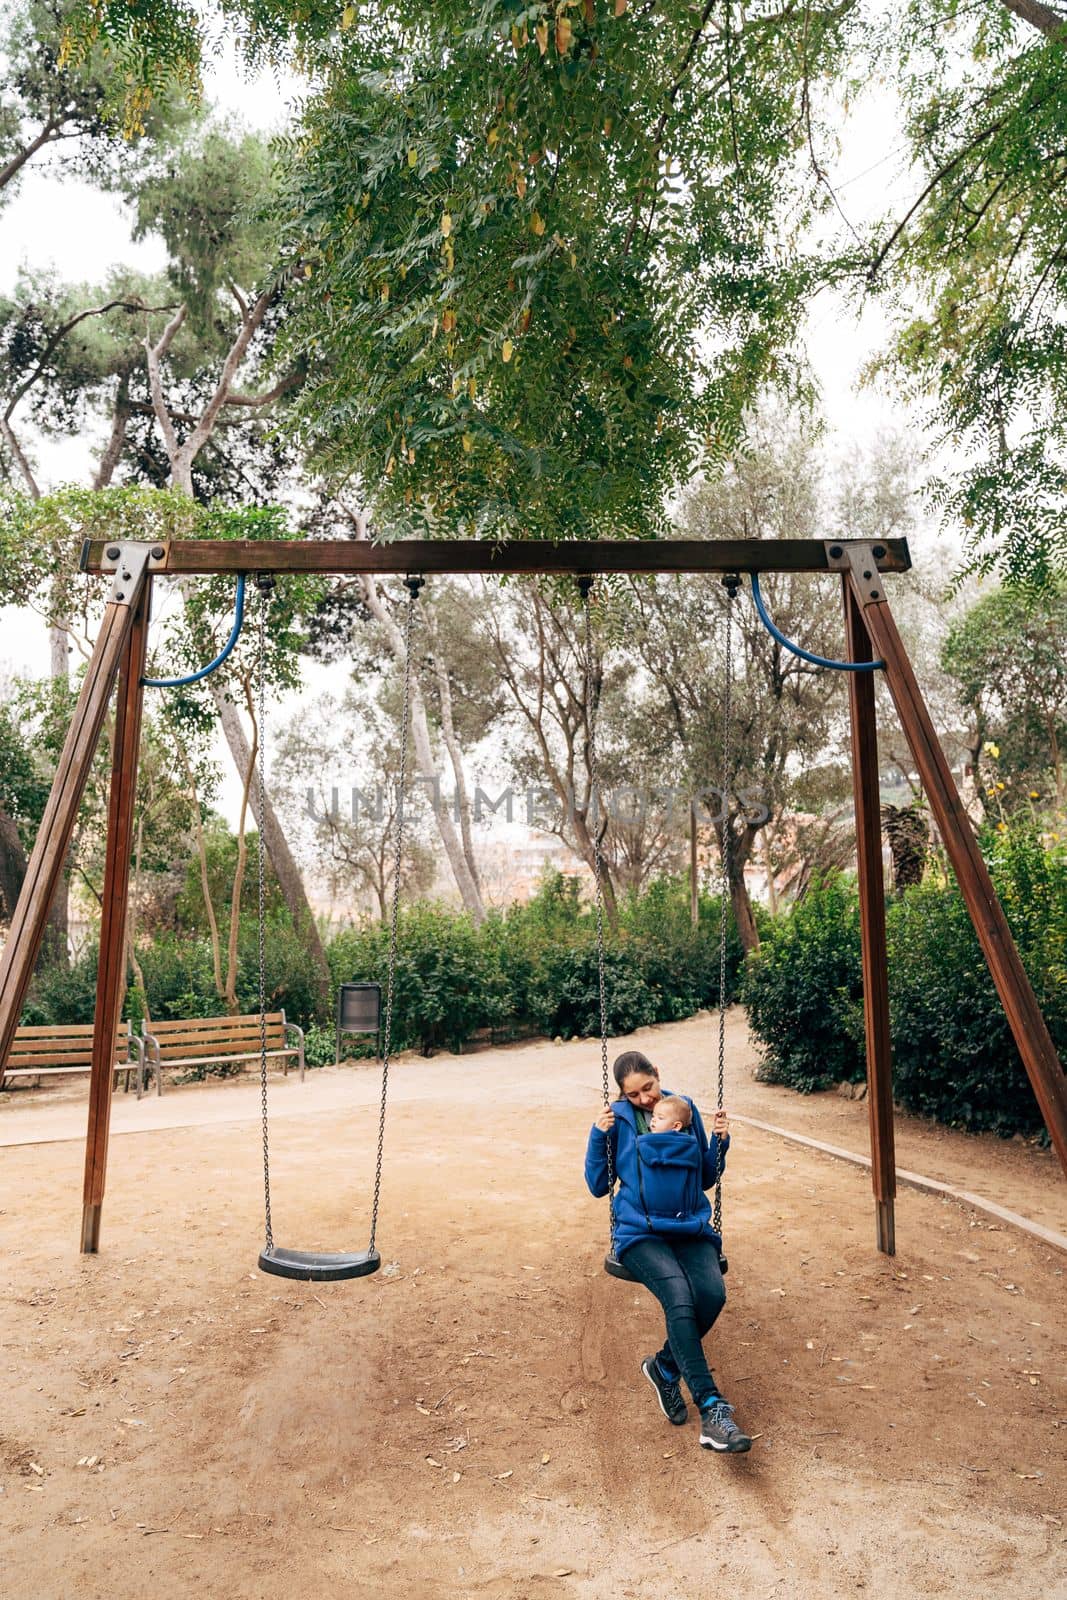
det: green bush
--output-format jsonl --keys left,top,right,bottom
{"left": 134, "top": 914, "right": 326, "bottom": 1032}
{"left": 619, "top": 875, "right": 746, "bottom": 1020}
{"left": 741, "top": 873, "right": 866, "bottom": 1093}
{"left": 19, "top": 946, "right": 101, "bottom": 1026}
{"left": 742, "top": 827, "right": 1067, "bottom": 1137}
{"left": 329, "top": 903, "right": 512, "bottom": 1055}
{"left": 302, "top": 1021, "right": 337, "bottom": 1069}
{"left": 528, "top": 941, "right": 659, "bottom": 1038}
{"left": 16, "top": 869, "right": 752, "bottom": 1075}
{"left": 886, "top": 828, "right": 1067, "bottom": 1136}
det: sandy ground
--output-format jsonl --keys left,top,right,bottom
{"left": 1, "top": 1012, "right": 1064, "bottom": 1600}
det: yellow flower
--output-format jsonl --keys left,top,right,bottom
{"left": 1030, "top": 791, "right": 1040, "bottom": 799}
{"left": 983, "top": 741, "right": 1000, "bottom": 759}
{"left": 997, "top": 822, "right": 1007, "bottom": 832}
{"left": 996, "top": 782, "right": 1005, "bottom": 791}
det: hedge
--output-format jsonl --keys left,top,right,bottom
{"left": 742, "top": 826, "right": 1067, "bottom": 1138}
{"left": 16, "top": 872, "right": 746, "bottom": 1070}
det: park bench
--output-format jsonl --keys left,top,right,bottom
{"left": 140, "top": 1012, "right": 305, "bottom": 1095}
{"left": 3, "top": 1022, "right": 146, "bottom": 1096}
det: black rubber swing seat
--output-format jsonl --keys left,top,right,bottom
{"left": 604, "top": 1251, "right": 637, "bottom": 1281}
{"left": 258, "top": 1246, "right": 381, "bottom": 1282}
{"left": 604, "top": 1249, "right": 728, "bottom": 1280}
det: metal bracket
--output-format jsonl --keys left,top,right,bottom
{"left": 824, "top": 541, "right": 890, "bottom": 606}
{"left": 98, "top": 541, "right": 169, "bottom": 582}
{"left": 106, "top": 543, "right": 154, "bottom": 607}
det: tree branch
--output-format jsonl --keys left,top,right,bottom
{"left": 0, "top": 117, "right": 63, "bottom": 194}
{"left": 222, "top": 369, "right": 304, "bottom": 408}
{"left": 178, "top": 286, "right": 275, "bottom": 469}
{"left": 0, "top": 416, "right": 40, "bottom": 498}
{"left": 998, "top": 0, "right": 1067, "bottom": 35}
{"left": 867, "top": 93, "right": 1055, "bottom": 280}
{"left": 93, "top": 369, "right": 133, "bottom": 491}
{"left": 144, "top": 303, "right": 189, "bottom": 467}
{"left": 4, "top": 297, "right": 171, "bottom": 432}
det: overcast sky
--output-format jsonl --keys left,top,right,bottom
{"left": 0, "top": 33, "right": 934, "bottom": 824}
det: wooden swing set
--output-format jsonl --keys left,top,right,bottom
{"left": 0, "top": 533, "right": 1063, "bottom": 1262}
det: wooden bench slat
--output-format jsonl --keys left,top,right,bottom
{"left": 10, "top": 1042, "right": 127, "bottom": 1059}
{"left": 149, "top": 1033, "right": 286, "bottom": 1060}
{"left": 13, "top": 1022, "right": 129, "bottom": 1039}
{"left": 146, "top": 1013, "right": 285, "bottom": 1033}
{"left": 6, "top": 1062, "right": 134, "bottom": 1077}
{"left": 153, "top": 1047, "right": 297, "bottom": 1069}
{"left": 10, "top": 1050, "right": 98, "bottom": 1068}
{"left": 146, "top": 1022, "right": 285, "bottom": 1042}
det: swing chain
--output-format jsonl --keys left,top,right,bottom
{"left": 256, "top": 574, "right": 276, "bottom": 1253}
{"left": 368, "top": 575, "right": 423, "bottom": 1251}
{"left": 713, "top": 576, "right": 737, "bottom": 1235}
{"left": 581, "top": 581, "right": 617, "bottom": 1243}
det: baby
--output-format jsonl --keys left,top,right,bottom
{"left": 647, "top": 1095, "right": 693, "bottom": 1134}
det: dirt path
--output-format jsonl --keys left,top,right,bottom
{"left": 1, "top": 1015, "right": 1063, "bottom": 1599}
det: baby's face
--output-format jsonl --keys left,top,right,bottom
{"left": 649, "top": 1106, "right": 684, "bottom": 1133}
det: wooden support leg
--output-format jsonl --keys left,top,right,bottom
{"left": 843, "top": 581, "right": 896, "bottom": 1256}
{"left": 851, "top": 569, "right": 1067, "bottom": 1177}
{"left": 0, "top": 554, "right": 152, "bottom": 1079}
{"left": 82, "top": 577, "right": 151, "bottom": 1253}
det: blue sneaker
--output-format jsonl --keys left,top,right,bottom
{"left": 641, "top": 1356, "right": 688, "bottom": 1425}
{"left": 699, "top": 1396, "right": 751, "bottom": 1453}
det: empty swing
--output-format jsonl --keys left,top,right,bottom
{"left": 580, "top": 576, "right": 738, "bottom": 1283}
{"left": 255, "top": 574, "right": 424, "bottom": 1282}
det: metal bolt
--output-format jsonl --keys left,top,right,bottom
{"left": 871, "top": 589, "right": 880, "bottom": 600}
{"left": 106, "top": 546, "right": 121, "bottom": 560}
{"left": 863, "top": 569, "right": 872, "bottom": 580}
{"left": 151, "top": 545, "right": 165, "bottom": 560}
{"left": 872, "top": 545, "right": 885, "bottom": 559}
{"left": 829, "top": 545, "right": 843, "bottom": 559}
{"left": 121, "top": 569, "right": 131, "bottom": 581}
{"left": 115, "top": 591, "right": 125, "bottom": 602}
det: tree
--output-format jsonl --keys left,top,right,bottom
{"left": 868, "top": 5, "right": 1067, "bottom": 585}
{"left": 475, "top": 579, "right": 609, "bottom": 910}
{"left": 272, "top": 691, "right": 435, "bottom": 920}
{"left": 72, "top": 1, "right": 1067, "bottom": 582}
{"left": 941, "top": 582, "right": 1067, "bottom": 813}
{"left": 0, "top": 0, "right": 186, "bottom": 206}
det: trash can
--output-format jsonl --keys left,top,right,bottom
{"left": 336, "top": 981, "right": 382, "bottom": 1064}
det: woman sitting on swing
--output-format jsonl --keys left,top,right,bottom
{"left": 584, "top": 1049, "right": 751, "bottom": 1455}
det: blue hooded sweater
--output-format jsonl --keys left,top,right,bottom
{"left": 584, "top": 1093, "right": 729, "bottom": 1258}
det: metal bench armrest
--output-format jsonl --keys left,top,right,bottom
{"left": 283, "top": 1020, "right": 306, "bottom": 1083}
{"left": 141, "top": 1031, "right": 164, "bottom": 1097}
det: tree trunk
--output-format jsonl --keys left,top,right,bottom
{"left": 721, "top": 817, "right": 761, "bottom": 955}
{"left": 0, "top": 810, "right": 26, "bottom": 928}
{"left": 359, "top": 576, "right": 486, "bottom": 923}
{"left": 0, "top": 809, "right": 67, "bottom": 972}
{"left": 433, "top": 649, "right": 482, "bottom": 900}
{"left": 211, "top": 685, "right": 331, "bottom": 1004}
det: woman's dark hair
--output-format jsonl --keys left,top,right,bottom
{"left": 613, "top": 1050, "right": 658, "bottom": 1089}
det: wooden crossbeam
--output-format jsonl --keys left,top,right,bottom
{"left": 80, "top": 535, "right": 913, "bottom": 578}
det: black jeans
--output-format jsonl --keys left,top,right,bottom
{"left": 620, "top": 1235, "right": 727, "bottom": 1410}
